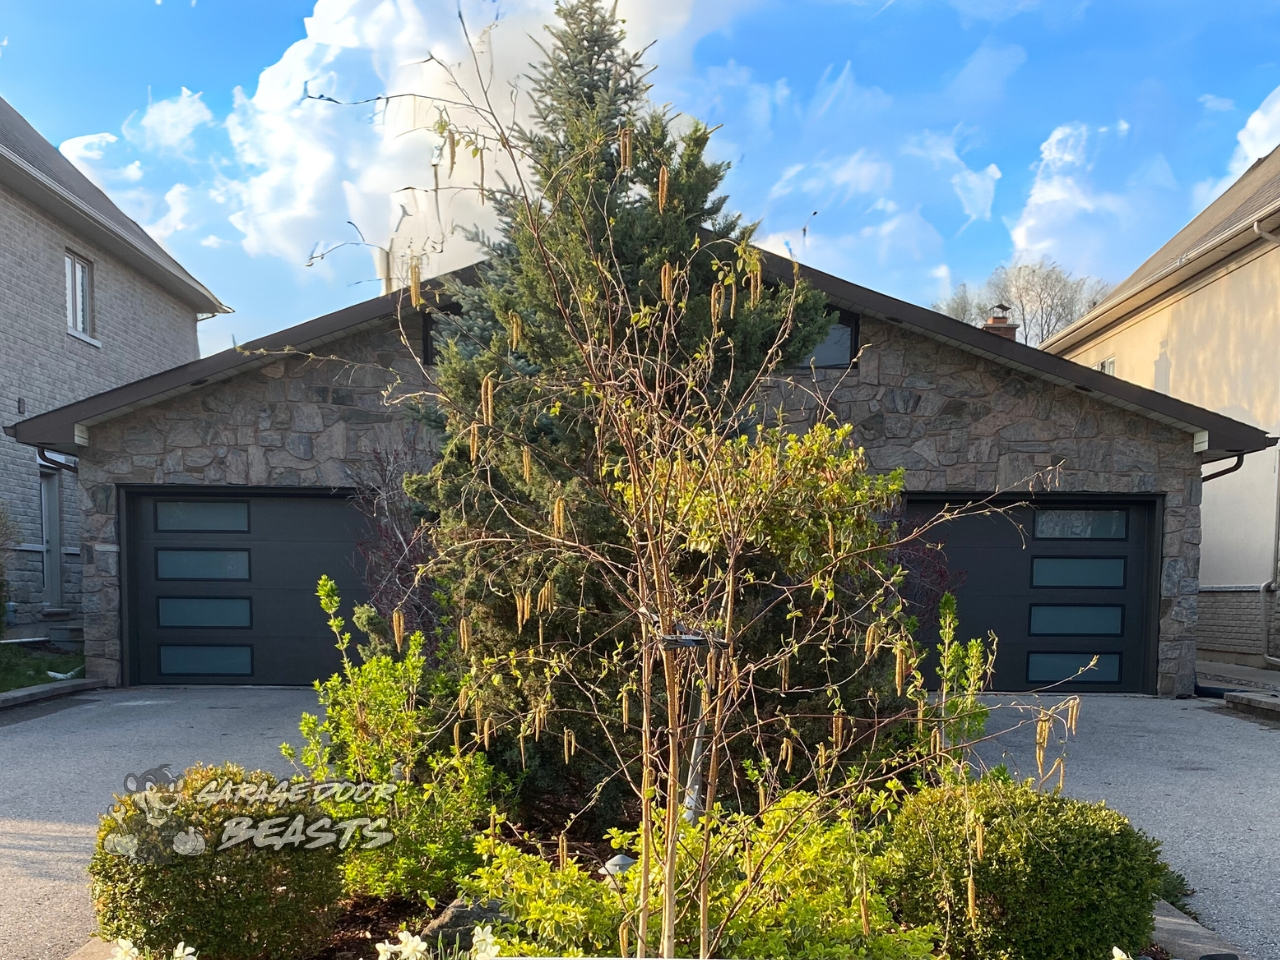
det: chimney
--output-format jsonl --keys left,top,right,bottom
{"left": 984, "top": 303, "right": 1018, "bottom": 341}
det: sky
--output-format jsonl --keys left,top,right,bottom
{"left": 5, "top": 0, "right": 1280, "bottom": 355}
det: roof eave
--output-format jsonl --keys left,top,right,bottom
{"left": 1042, "top": 197, "right": 1280, "bottom": 355}
{"left": 0, "top": 144, "right": 229, "bottom": 315}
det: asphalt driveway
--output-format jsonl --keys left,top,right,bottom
{"left": 0, "top": 686, "right": 319, "bottom": 960}
{"left": 979, "top": 694, "right": 1280, "bottom": 960}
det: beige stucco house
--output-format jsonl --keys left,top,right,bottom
{"left": 1041, "top": 146, "right": 1280, "bottom": 668}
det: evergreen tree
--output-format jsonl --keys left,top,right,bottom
{"left": 407, "top": 0, "right": 833, "bottom": 829}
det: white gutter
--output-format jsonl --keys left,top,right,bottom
{"left": 1043, "top": 197, "right": 1280, "bottom": 354}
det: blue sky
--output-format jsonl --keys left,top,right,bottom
{"left": 5, "top": 0, "right": 1280, "bottom": 354}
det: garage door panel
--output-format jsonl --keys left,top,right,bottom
{"left": 906, "top": 500, "right": 1152, "bottom": 694}
{"left": 129, "top": 492, "right": 368, "bottom": 685}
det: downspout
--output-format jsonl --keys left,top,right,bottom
{"left": 1263, "top": 446, "right": 1280, "bottom": 668}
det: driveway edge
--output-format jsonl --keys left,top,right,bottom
{"left": 0, "top": 678, "right": 105, "bottom": 711}
{"left": 1154, "top": 899, "right": 1253, "bottom": 959}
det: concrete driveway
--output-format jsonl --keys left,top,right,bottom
{"left": 0, "top": 686, "right": 319, "bottom": 960}
{"left": 979, "top": 695, "right": 1280, "bottom": 960}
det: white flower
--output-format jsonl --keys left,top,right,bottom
{"left": 397, "top": 931, "right": 429, "bottom": 960}
{"left": 375, "top": 942, "right": 399, "bottom": 960}
{"left": 472, "top": 924, "right": 499, "bottom": 960}
{"left": 172, "top": 943, "right": 197, "bottom": 960}
{"left": 110, "top": 940, "right": 140, "bottom": 960}
{"left": 1112, "top": 950, "right": 1131, "bottom": 960}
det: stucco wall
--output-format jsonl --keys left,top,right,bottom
{"left": 70, "top": 317, "right": 1206, "bottom": 694}
{"left": 0, "top": 181, "right": 200, "bottom": 627}
{"left": 1050, "top": 244, "right": 1280, "bottom": 589}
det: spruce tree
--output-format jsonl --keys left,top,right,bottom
{"left": 407, "top": 0, "right": 833, "bottom": 828}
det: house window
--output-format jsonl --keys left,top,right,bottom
{"left": 1096, "top": 356, "right": 1115, "bottom": 376}
{"left": 809, "top": 309, "right": 860, "bottom": 367}
{"left": 65, "top": 252, "right": 93, "bottom": 336}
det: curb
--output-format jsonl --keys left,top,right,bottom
{"left": 1154, "top": 900, "right": 1253, "bottom": 960}
{"left": 1223, "top": 689, "right": 1280, "bottom": 721}
{"left": 65, "top": 939, "right": 113, "bottom": 960}
{"left": 0, "top": 678, "right": 105, "bottom": 711}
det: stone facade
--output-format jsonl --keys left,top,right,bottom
{"left": 773, "top": 318, "right": 1205, "bottom": 697}
{"left": 68, "top": 315, "right": 1207, "bottom": 694}
{"left": 0, "top": 180, "right": 201, "bottom": 630}
{"left": 74, "top": 322, "right": 429, "bottom": 682}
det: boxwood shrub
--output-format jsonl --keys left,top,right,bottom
{"left": 882, "top": 778, "right": 1162, "bottom": 960}
{"left": 89, "top": 762, "right": 343, "bottom": 960}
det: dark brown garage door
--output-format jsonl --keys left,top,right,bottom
{"left": 127, "top": 492, "right": 368, "bottom": 685}
{"left": 905, "top": 499, "right": 1155, "bottom": 693}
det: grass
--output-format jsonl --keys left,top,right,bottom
{"left": 0, "top": 642, "right": 85, "bottom": 693}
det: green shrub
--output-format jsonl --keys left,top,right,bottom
{"left": 333, "top": 751, "right": 498, "bottom": 903}
{"left": 89, "top": 763, "right": 343, "bottom": 960}
{"left": 463, "top": 791, "right": 937, "bottom": 960}
{"left": 882, "top": 778, "right": 1162, "bottom": 960}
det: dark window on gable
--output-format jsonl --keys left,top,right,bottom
{"left": 809, "top": 309, "right": 860, "bottom": 368}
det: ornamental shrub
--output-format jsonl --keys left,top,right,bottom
{"left": 89, "top": 762, "right": 343, "bottom": 960}
{"left": 882, "top": 778, "right": 1162, "bottom": 960}
{"left": 462, "top": 791, "right": 937, "bottom": 960}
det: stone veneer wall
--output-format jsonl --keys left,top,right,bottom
{"left": 72, "top": 316, "right": 1206, "bottom": 694}
{"left": 74, "top": 323, "right": 430, "bottom": 683}
{"left": 772, "top": 318, "right": 1206, "bottom": 697}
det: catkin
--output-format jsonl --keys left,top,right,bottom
{"left": 537, "top": 580, "right": 555, "bottom": 615}
{"left": 975, "top": 818, "right": 985, "bottom": 861}
{"left": 967, "top": 872, "right": 978, "bottom": 926}
{"left": 469, "top": 422, "right": 479, "bottom": 461}
{"left": 558, "top": 832, "right": 568, "bottom": 869}
{"left": 711, "top": 282, "right": 724, "bottom": 321}
{"left": 448, "top": 129, "right": 456, "bottom": 177}
{"left": 619, "top": 125, "right": 632, "bottom": 170}
{"left": 657, "top": 165, "right": 668, "bottom": 212}
{"left": 409, "top": 258, "right": 423, "bottom": 308}
{"left": 481, "top": 374, "right": 495, "bottom": 425}
{"left": 522, "top": 446, "right": 533, "bottom": 483}
{"left": 553, "top": 498, "right": 567, "bottom": 538}
{"left": 661, "top": 262, "right": 673, "bottom": 301}
{"left": 458, "top": 617, "right": 471, "bottom": 652}
{"left": 859, "top": 871, "right": 871, "bottom": 936}
{"left": 865, "top": 622, "right": 879, "bottom": 658}
{"left": 781, "top": 656, "right": 789, "bottom": 692}
{"left": 563, "top": 726, "right": 572, "bottom": 765}
{"left": 392, "top": 608, "right": 405, "bottom": 652}
{"left": 508, "top": 310, "right": 522, "bottom": 350}
{"left": 895, "top": 646, "right": 906, "bottom": 695}
{"left": 621, "top": 691, "right": 629, "bottom": 727}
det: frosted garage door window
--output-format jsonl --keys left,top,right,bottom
{"left": 1033, "top": 509, "right": 1127, "bottom": 540}
{"left": 156, "top": 550, "right": 250, "bottom": 581}
{"left": 1031, "top": 557, "right": 1125, "bottom": 588}
{"left": 155, "top": 501, "right": 249, "bottom": 532}
{"left": 1027, "top": 652, "right": 1121, "bottom": 683}
{"left": 1029, "top": 605, "right": 1123, "bottom": 635}
{"left": 158, "top": 597, "right": 252, "bottom": 628}
{"left": 159, "top": 645, "right": 252, "bottom": 676}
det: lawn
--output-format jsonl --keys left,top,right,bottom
{"left": 0, "top": 642, "right": 85, "bottom": 693}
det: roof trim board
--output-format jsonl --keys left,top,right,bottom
{"left": 8, "top": 256, "right": 1272, "bottom": 464}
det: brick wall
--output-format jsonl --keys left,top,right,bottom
{"left": 0, "top": 182, "right": 199, "bottom": 627}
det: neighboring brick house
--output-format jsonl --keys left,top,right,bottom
{"left": 0, "top": 94, "right": 226, "bottom": 637}
{"left": 11, "top": 257, "right": 1272, "bottom": 695}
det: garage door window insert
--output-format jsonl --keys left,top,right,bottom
{"left": 1027, "top": 652, "right": 1121, "bottom": 683}
{"left": 157, "top": 597, "right": 252, "bottom": 628}
{"left": 156, "top": 549, "right": 250, "bottom": 580}
{"left": 155, "top": 500, "right": 249, "bottom": 532}
{"left": 1031, "top": 557, "right": 1126, "bottom": 588}
{"left": 1033, "top": 508, "right": 1127, "bottom": 539}
{"left": 1029, "top": 604, "right": 1124, "bottom": 635}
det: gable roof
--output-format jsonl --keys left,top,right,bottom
{"left": 0, "top": 94, "right": 227, "bottom": 315}
{"left": 8, "top": 255, "right": 1271, "bottom": 463}
{"left": 1042, "top": 142, "right": 1280, "bottom": 354}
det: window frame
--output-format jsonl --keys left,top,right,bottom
{"left": 1096, "top": 356, "right": 1115, "bottom": 376}
{"left": 810, "top": 308, "right": 861, "bottom": 368}
{"left": 65, "top": 250, "right": 94, "bottom": 338}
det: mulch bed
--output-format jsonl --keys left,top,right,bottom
{"left": 304, "top": 897, "right": 437, "bottom": 960}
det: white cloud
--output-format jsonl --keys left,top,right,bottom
{"left": 59, "top": 132, "right": 119, "bottom": 186}
{"left": 947, "top": 40, "right": 1026, "bottom": 104}
{"left": 1199, "top": 93, "right": 1235, "bottom": 113}
{"left": 930, "top": 263, "right": 952, "bottom": 299}
{"left": 951, "top": 163, "right": 1002, "bottom": 223}
{"left": 903, "top": 130, "right": 960, "bottom": 168}
{"left": 1193, "top": 83, "right": 1280, "bottom": 210}
{"left": 200, "top": 234, "right": 228, "bottom": 248}
{"left": 120, "top": 160, "right": 144, "bottom": 182}
{"left": 137, "top": 87, "right": 214, "bottom": 153}
{"left": 768, "top": 150, "right": 892, "bottom": 204}
{"left": 146, "top": 183, "right": 192, "bottom": 240}
{"left": 1008, "top": 122, "right": 1128, "bottom": 270}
